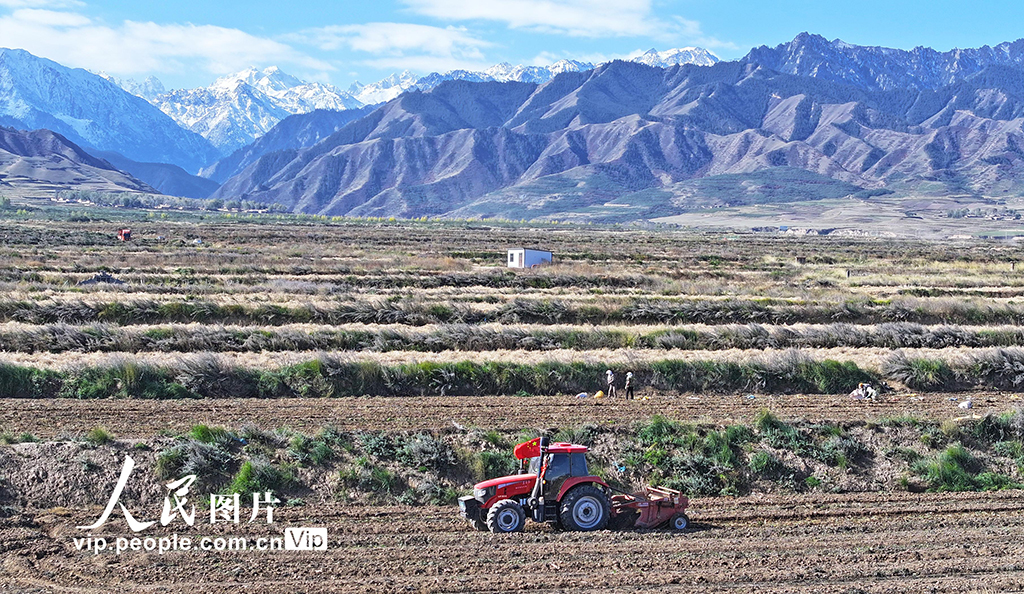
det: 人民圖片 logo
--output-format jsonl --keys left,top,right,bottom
{"left": 78, "top": 455, "right": 280, "bottom": 532}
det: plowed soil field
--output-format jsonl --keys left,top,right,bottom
{"left": 0, "top": 391, "right": 1014, "bottom": 438}
{"left": 3, "top": 491, "right": 1023, "bottom": 593}
{"left": 6, "top": 218, "right": 1024, "bottom": 592}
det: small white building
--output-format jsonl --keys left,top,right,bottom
{"left": 507, "top": 248, "right": 553, "bottom": 268}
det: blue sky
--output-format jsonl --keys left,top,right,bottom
{"left": 2, "top": 0, "right": 1023, "bottom": 90}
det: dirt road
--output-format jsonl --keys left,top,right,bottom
{"left": 3, "top": 491, "right": 1023, "bottom": 592}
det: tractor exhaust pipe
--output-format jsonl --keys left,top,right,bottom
{"left": 528, "top": 437, "right": 549, "bottom": 522}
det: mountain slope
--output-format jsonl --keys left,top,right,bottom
{"left": 200, "top": 106, "right": 376, "bottom": 183}
{"left": 88, "top": 150, "right": 220, "bottom": 199}
{"left": 107, "top": 50, "right": 717, "bottom": 159}
{"left": 0, "top": 48, "right": 218, "bottom": 173}
{"left": 213, "top": 50, "right": 1024, "bottom": 220}
{"left": 0, "top": 126, "right": 155, "bottom": 195}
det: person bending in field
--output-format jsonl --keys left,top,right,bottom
{"left": 605, "top": 369, "right": 617, "bottom": 399}
{"left": 624, "top": 371, "right": 635, "bottom": 400}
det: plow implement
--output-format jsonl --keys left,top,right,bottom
{"left": 610, "top": 485, "right": 690, "bottom": 530}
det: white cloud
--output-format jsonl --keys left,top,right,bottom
{"left": 528, "top": 51, "right": 562, "bottom": 66}
{"left": 290, "top": 22, "right": 494, "bottom": 73}
{"left": 0, "top": 8, "right": 333, "bottom": 83}
{"left": 528, "top": 50, "right": 611, "bottom": 66}
{"left": 297, "top": 22, "right": 489, "bottom": 56}
{"left": 401, "top": 0, "right": 657, "bottom": 37}
{"left": 666, "top": 16, "right": 737, "bottom": 51}
{"left": 362, "top": 54, "right": 493, "bottom": 73}
{"left": 401, "top": 0, "right": 737, "bottom": 48}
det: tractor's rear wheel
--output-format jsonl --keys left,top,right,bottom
{"left": 558, "top": 485, "right": 610, "bottom": 532}
{"left": 486, "top": 499, "right": 526, "bottom": 533}
{"left": 670, "top": 513, "right": 689, "bottom": 531}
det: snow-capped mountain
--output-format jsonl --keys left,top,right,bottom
{"left": 449, "top": 59, "right": 594, "bottom": 86}
{"left": 100, "top": 74, "right": 166, "bottom": 102}
{"left": 113, "top": 50, "right": 719, "bottom": 157}
{"left": 413, "top": 69, "right": 493, "bottom": 91}
{"left": 224, "top": 66, "right": 361, "bottom": 113}
{"left": 411, "top": 51, "right": 715, "bottom": 90}
{"left": 632, "top": 47, "right": 719, "bottom": 68}
{"left": 418, "top": 59, "right": 595, "bottom": 89}
{"left": 0, "top": 48, "right": 217, "bottom": 172}
{"left": 347, "top": 71, "right": 421, "bottom": 105}
{"left": 154, "top": 82, "right": 291, "bottom": 155}
{"left": 126, "top": 67, "right": 363, "bottom": 154}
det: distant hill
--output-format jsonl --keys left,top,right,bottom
{"left": 0, "top": 126, "right": 155, "bottom": 195}
{"left": 200, "top": 106, "right": 376, "bottom": 184}
{"left": 88, "top": 150, "right": 220, "bottom": 199}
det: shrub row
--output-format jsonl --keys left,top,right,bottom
{"left": 330, "top": 270, "right": 659, "bottom": 290}
{"left": 0, "top": 353, "right": 875, "bottom": 399}
{"left": 883, "top": 348, "right": 1024, "bottom": 391}
{"left": 5, "top": 296, "right": 1024, "bottom": 327}
{"left": 2, "top": 269, "right": 659, "bottom": 291}
{"left": 12, "top": 348, "right": 1024, "bottom": 398}
{"left": 6, "top": 321, "right": 1024, "bottom": 355}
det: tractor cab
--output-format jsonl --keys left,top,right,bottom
{"left": 523, "top": 444, "right": 591, "bottom": 500}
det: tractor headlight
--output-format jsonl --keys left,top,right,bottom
{"left": 473, "top": 487, "right": 494, "bottom": 502}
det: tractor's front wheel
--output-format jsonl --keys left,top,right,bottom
{"left": 486, "top": 499, "right": 526, "bottom": 533}
{"left": 559, "top": 485, "right": 610, "bottom": 532}
{"left": 470, "top": 517, "right": 488, "bottom": 531}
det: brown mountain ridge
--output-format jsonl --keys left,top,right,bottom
{"left": 0, "top": 126, "right": 154, "bottom": 197}
{"left": 211, "top": 57, "right": 1024, "bottom": 221}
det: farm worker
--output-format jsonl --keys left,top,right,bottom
{"left": 624, "top": 372, "right": 635, "bottom": 400}
{"left": 849, "top": 383, "right": 877, "bottom": 400}
{"left": 605, "top": 369, "right": 616, "bottom": 399}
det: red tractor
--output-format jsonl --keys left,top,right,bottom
{"left": 459, "top": 436, "right": 690, "bottom": 533}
